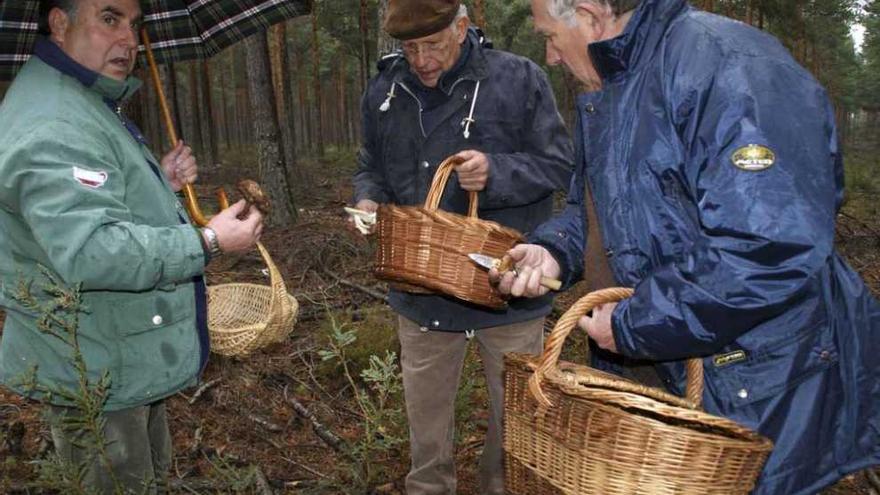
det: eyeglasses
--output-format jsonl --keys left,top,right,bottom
{"left": 401, "top": 39, "right": 450, "bottom": 57}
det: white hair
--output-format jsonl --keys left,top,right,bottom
{"left": 546, "top": 0, "right": 638, "bottom": 21}
{"left": 450, "top": 4, "right": 469, "bottom": 34}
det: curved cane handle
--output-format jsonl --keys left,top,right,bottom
{"left": 424, "top": 156, "right": 478, "bottom": 218}
{"left": 143, "top": 28, "right": 213, "bottom": 227}
{"left": 527, "top": 288, "right": 705, "bottom": 409}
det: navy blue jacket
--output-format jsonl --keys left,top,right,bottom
{"left": 355, "top": 31, "right": 573, "bottom": 331}
{"left": 531, "top": 0, "right": 880, "bottom": 492}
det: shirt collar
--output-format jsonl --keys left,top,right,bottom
{"left": 33, "top": 37, "right": 142, "bottom": 102}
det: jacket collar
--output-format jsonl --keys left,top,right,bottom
{"left": 33, "top": 37, "right": 141, "bottom": 103}
{"left": 589, "top": 0, "right": 688, "bottom": 82}
{"left": 391, "top": 28, "right": 490, "bottom": 95}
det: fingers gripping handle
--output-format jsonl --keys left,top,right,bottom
{"left": 527, "top": 288, "right": 705, "bottom": 409}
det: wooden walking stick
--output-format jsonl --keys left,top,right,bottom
{"left": 141, "top": 29, "right": 229, "bottom": 225}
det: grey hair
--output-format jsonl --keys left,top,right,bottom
{"left": 450, "top": 4, "right": 469, "bottom": 35}
{"left": 39, "top": 0, "right": 79, "bottom": 35}
{"left": 547, "top": 0, "right": 640, "bottom": 21}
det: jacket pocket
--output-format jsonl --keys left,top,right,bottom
{"left": 109, "top": 291, "right": 199, "bottom": 403}
{"left": 707, "top": 318, "right": 838, "bottom": 409}
{"left": 111, "top": 291, "right": 194, "bottom": 336}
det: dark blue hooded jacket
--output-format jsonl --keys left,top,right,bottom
{"left": 531, "top": 0, "right": 880, "bottom": 492}
{"left": 355, "top": 30, "right": 573, "bottom": 331}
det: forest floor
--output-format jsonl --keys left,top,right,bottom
{"left": 1, "top": 149, "right": 879, "bottom": 494}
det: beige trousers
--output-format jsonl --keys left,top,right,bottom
{"left": 398, "top": 316, "right": 544, "bottom": 495}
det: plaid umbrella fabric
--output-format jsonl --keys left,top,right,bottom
{"left": 0, "top": 0, "right": 310, "bottom": 81}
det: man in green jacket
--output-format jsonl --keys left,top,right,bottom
{"left": 0, "top": 0, "right": 264, "bottom": 492}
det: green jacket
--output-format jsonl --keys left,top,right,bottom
{"left": 0, "top": 40, "right": 207, "bottom": 410}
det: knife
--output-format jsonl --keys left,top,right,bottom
{"left": 468, "top": 253, "right": 562, "bottom": 291}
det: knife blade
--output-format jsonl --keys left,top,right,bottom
{"left": 468, "top": 253, "right": 562, "bottom": 291}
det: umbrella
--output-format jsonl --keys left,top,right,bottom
{"left": 0, "top": 0, "right": 311, "bottom": 224}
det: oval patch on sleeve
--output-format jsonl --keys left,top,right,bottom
{"left": 73, "top": 166, "right": 108, "bottom": 188}
{"left": 731, "top": 144, "right": 776, "bottom": 171}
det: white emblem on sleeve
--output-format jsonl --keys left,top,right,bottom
{"left": 72, "top": 166, "right": 108, "bottom": 188}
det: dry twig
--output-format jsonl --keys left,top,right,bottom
{"left": 283, "top": 385, "right": 346, "bottom": 453}
{"left": 321, "top": 267, "right": 387, "bottom": 301}
{"left": 248, "top": 413, "right": 284, "bottom": 433}
{"left": 189, "top": 378, "right": 221, "bottom": 405}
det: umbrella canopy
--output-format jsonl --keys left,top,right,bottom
{"left": 0, "top": 0, "right": 311, "bottom": 81}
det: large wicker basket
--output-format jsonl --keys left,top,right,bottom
{"left": 207, "top": 242, "right": 298, "bottom": 356}
{"left": 374, "top": 156, "right": 523, "bottom": 308}
{"left": 504, "top": 288, "right": 774, "bottom": 495}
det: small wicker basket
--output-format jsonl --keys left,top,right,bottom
{"left": 374, "top": 156, "right": 523, "bottom": 308}
{"left": 505, "top": 288, "right": 774, "bottom": 495}
{"left": 207, "top": 242, "right": 298, "bottom": 356}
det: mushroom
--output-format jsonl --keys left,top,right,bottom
{"left": 236, "top": 179, "right": 271, "bottom": 217}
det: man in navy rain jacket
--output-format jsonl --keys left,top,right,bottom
{"left": 493, "top": 0, "right": 880, "bottom": 492}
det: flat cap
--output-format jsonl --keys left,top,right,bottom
{"left": 383, "top": 0, "right": 462, "bottom": 40}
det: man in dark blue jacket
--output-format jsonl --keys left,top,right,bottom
{"left": 352, "top": 0, "right": 572, "bottom": 492}
{"left": 493, "top": 0, "right": 880, "bottom": 493}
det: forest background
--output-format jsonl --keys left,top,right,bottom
{"left": 0, "top": 0, "right": 879, "bottom": 493}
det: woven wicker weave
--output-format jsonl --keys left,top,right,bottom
{"left": 505, "top": 288, "right": 774, "bottom": 495}
{"left": 374, "top": 156, "right": 523, "bottom": 308}
{"left": 207, "top": 242, "right": 298, "bottom": 356}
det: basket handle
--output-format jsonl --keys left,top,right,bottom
{"left": 424, "top": 156, "right": 478, "bottom": 217}
{"left": 528, "top": 287, "right": 705, "bottom": 409}
{"left": 254, "top": 241, "right": 290, "bottom": 307}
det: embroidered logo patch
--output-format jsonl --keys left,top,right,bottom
{"left": 714, "top": 350, "right": 748, "bottom": 368}
{"left": 731, "top": 144, "right": 776, "bottom": 172}
{"left": 72, "top": 166, "right": 108, "bottom": 188}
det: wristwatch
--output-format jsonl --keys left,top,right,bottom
{"left": 200, "top": 227, "right": 222, "bottom": 259}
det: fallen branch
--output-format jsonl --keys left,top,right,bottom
{"left": 283, "top": 385, "right": 346, "bottom": 453}
{"left": 282, "top": 455, "right": 329, "bottom": 479}
{"left": 189, "top": 378, "right": 221, "bottom": 405}
{"left": 321, "top": 267, "right": 387, "bottom": 301}
{"left": 248, "top": 413, "right": 283, "bottom": 433}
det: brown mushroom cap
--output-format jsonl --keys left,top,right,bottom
{"left": 236, "top": 179, "right": 271, "bottom": 217}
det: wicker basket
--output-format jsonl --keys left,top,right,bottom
{"left": 207, "top": 242, "right": 298, "bottom": 356}
{"left": 504, "top": 288, "right": 774, "bottom": 495}
{"left": 374, "top": 156, "right": 523, "bottom": 308}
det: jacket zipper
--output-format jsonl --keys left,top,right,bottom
{"left": 396, "top": 77, "right": 477, "bottom": 139}
{"left": 396, "top": 82, "right": 427, "bottom": 138}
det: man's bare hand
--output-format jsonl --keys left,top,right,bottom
{"left": 490, "top": 244, "right": 561, "bottom": 298}
{"left": 453, "top": 150, "right": 490, "bottom": 191}
{"left": 346, "top": 199, "right": 379, "bottom": 236}
{"left": 206, "top": 200, "right": 263, "bottom": 254}
{"left": 579, "top": 303, "right": 618, "bottom": 353}
{"left": 161, "top": 141, "right": 197, "bottom": 192}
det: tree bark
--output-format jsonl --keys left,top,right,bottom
{"left": 377, "top": 0, "right": 399, "bottom": 56}
{"left": 359, "top": 0, "right": 370, "bottom": 89}
{"left": 311, "top": 9, "right": 325, "bottom": 157}
{"left": 244, "top": 31, "right": 297, "bottom": 225}
{"left": 270, "top": 22, "right": 301, "bottom": 186}
{"left": 199, "top": 60, "right": 218, "bottom": 168}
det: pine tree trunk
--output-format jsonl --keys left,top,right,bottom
{"left": 377, "top": 0, "right": 399, "bottom": 55}
{"left": 359, "top": 0, "right": 370, "bottom": 88}
{"left": 188, "top": 63, "right": 205, "bottom": 163}
{"left": 311, "top": 10, "right": 325, "bottom": 157}
{"left": 270, "top": 22, "right": 302, "bottom": 186}
{"left": 199, "top": 60, "right": 218, "bottom": 168}
{"left": 244, "top": 31, "right": 297, "bottom": 225}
